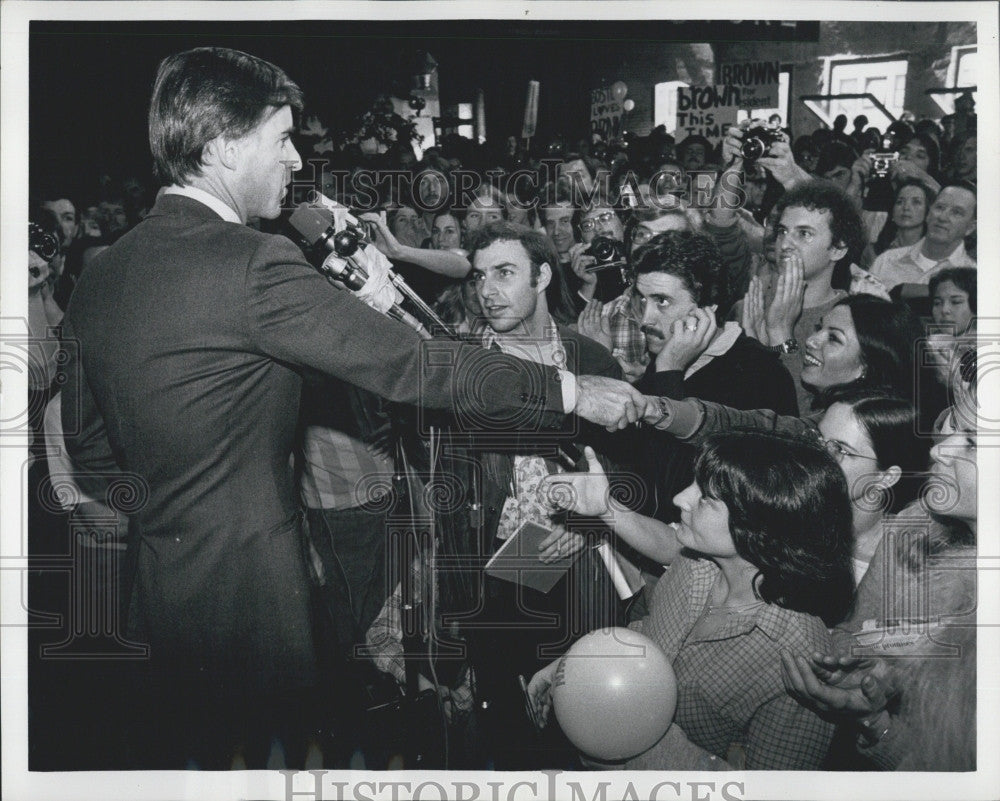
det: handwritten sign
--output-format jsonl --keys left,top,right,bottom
{"left": 716, "top": 60, "right": 781, "bottom": 109}
{"left": 675, "top": 85, "right": 740, "bottom": 141}
{"left": 590, "top": 87, "right": 624, "bottom": 141}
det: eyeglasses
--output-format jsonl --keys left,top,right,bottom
{"left": 579, "top": 211, "right": 617, "bottom": 233}
{"left": 817, "top": 435, "right": 879, "bottom": 463}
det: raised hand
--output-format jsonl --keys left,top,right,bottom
{"left": 765, "top": 252, "right": 805, "bottom": 344}
{"left": 578, "top": 299, "right": 612, "bottom": 350}
{"left": 849, "top": 265, "right": 891, "bottom": 300}
{"left": 757, "top": 139, "right": 811, "bottom": 189}
{"left": 741, "top": 276, "right": 767, "bottom": 343}
{"left": 720, "top": 124, "right": 746, "bottom": 168}
{"left": 568, "top": 242, "right": 599, "bottom": 297}
{"left": 359, "top": 211, "right": 404, "bottom": 261}
{"left": 538, "top": 445, "right": 612, "bottom": 519}
{"left": 656, "top": 306, "right": 718, "bottom": 372}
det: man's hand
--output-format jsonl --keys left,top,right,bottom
{"left": 569, "top": 243, "right": 599, "bottom": 297}
{"left": 538, "top": 445, "right": 612, "bottom": 520}
{"left": 321, "top": 240, "right": 402, "bottom": 313}
{"left": 29, "top": 251, "right": 52, "bottom": 290}
{"left": 577, "top": 299, "right": 612, "bottom": 350}
{"left": 764, "top": 252, "right": 805, "bottom": 344}
{"left": 720, "top": 124, "right": 746, "bottom": 169}
{"left": 781, "top": 651, "right": 894, "bottom": 720}
{"left": 655, "top": 306, "right": 718, "bottom": 372}
{"left": 573, "top": 374, "right": 647, "bottom": 431}
{"left": 847, "top": 152, "right": 873, "bottom": 200}
{"left": 757, "top": 140, "right": 811, "bottom": 190}
{"left": 537, "top": 522, "right": 588, "bottom": 564}
{"left": 741, "top": 276, "right": 767, "bottom": 343}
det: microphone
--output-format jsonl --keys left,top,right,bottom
{"left": 289, "top": 203, "right": 431, "bottom": 338}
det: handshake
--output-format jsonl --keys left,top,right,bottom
{"left": 572, "top": 375, "right": 677, "bottom": 431}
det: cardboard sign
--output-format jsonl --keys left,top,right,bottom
{"left": 716, "top": 60, "right": 781, "bottom": 109}
{"left": 675, "top": 85, "right": 740, "bottom": 141}
{"left": 590, "top": 86, "right": 624, "bottom": 141}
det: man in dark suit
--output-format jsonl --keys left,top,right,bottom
{"left": 60, "top": 47, "right": 645, "bottom": 768}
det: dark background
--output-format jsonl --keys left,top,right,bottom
{"left": 30, "top": 19, "right": 820, "bottom": 194}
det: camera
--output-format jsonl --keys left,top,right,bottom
{"left": 741, "top": 123, "right": 783, "bottom": 162}
{"left": 869, "top": 134, "right": 901, "bottom": 179}
{"left": 583, "top": 236, "right": 629, "bottom": 302}
{"left": 29, "top": 222, "right": 60, "bottom": 263}
{"left": 583, "top": 236, "right": 625, "bottom": 267}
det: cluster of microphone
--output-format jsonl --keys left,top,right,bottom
{"left": 289, "top": 192, "right": 457, "bottom": 340}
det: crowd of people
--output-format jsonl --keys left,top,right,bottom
{"left": 27, "top": 46, "right": 979, "bottom": 774}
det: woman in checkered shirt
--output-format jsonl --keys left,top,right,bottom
{"left": 531, "top": 430, "right": 855, "bottom": 769}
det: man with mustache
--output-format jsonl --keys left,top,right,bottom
{"left": 630, "top": 230, "right": 798, "bottom": 526}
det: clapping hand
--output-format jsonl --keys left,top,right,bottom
{"left": 741, "top": 276, "right": 767, "bottom": 343}
{"left": 764, "top": 252, "right": 805, "bottom": 344}
{"left": 578, "top": 299, "right": 612, "bottom": 350}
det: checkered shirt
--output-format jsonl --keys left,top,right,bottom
{"left": 627, "top": 554, "right": 835, "bottom": 770}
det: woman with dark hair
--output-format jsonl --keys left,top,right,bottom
{"left": 529, "top": 430, "right": 854, "bottom": 769}
{"left": 799, "top": 295, "right": 924, "bottom": 411}
{"left": 929, "top": 266, "right": 976, "bottom": 335}
{"left": 782, "top": 366, "right": 978, "bottom": 771}
{"left": 895, "top": 132, "right": 942, "bottom": 186}
{"left": 814, "top": 392, "right": 929, "bottom": 581}
{"left": 925, "top": 266, "right": 977, "bottom": 392}
{"left": 873, "top": 179, "right": 936, "bottom": 255}
{"left": 429, "top": 210, "right": 466, "bottom": 255}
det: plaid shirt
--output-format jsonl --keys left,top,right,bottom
{"left": 627, "top": 554, "right": 834, "bottom": 770}
{"left": 601, "top": 291, "right": 649, "bottom": 367}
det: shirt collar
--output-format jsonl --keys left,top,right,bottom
{"left": 482, "top": 319, "right": 563, "bottom": 364}
{"left": 163, "top": 185, "right": 242, "bottom": 224}
{"left": 911, "top": 237, "right": 968, "bottom": 266}
{"left": 685, "top": 320, "right": 742, "bottom": 379}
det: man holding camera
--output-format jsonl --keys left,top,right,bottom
{"left": 60, "top": 46, "right": 646, "bottom": 768}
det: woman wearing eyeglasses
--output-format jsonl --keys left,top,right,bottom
{"left": 780, "top": 368, "right": 978, "bottom": 772}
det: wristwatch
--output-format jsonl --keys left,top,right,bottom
{"left": 647, "top": 396, "right": 673, "bottom": 428}
{"left": 768, "top": 338, "right": 799, "bottom": 355}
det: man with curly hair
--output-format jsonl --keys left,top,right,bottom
{"left": 629, "top": 230, "right": 798, "bottom": 527}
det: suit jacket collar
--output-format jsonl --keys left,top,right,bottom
{"left": 145, "top": 192, "right": 240, "bottom": 223}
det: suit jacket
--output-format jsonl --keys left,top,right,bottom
{"left": 61, "top": 194, "right": 567, "bottom": 695}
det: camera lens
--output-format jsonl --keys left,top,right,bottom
{"left": 28, "top": 223, "right": 60, "bottom": 262}
{"left": 741, "top": 136, "right": 766, "bottom": 162}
